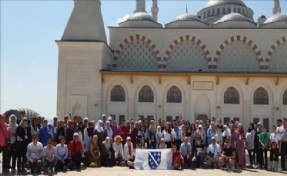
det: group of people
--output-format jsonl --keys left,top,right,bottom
{"left": 0, "top": 110, "right": 287, "bottom": 174}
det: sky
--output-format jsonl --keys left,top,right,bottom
{"left": 1, "top": 0, "right": 287, "bottom": 119}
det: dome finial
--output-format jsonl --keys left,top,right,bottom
{"left": 186, "top": 4, "right": 188, "bottom": 13}
{"left": 273, "top": 0, "right": 281, "bottom": 15}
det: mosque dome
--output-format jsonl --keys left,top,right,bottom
{"left": 126, "top": 12, "right": 155, "bottom": 22}
{"left": 214, "top": 12, "right": 253, "bottom": 24}
{"left": 264, "top": 13, "right": 287, "bottom": 24}
{"left": 173, "top": 12, "right": 201, "bottom": 22}
{"left": 205, "top": 0, "right": 246, "bottom": 8}
{"left": 118, "top": 12, "right": 162, "bottom": 28}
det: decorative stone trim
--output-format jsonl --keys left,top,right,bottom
{"left": 112, "top": 34, "right": 160, "bottom": 68}
{"left": 163, "top": 35, "right": 211, "bottom": 68}
{"left": 266, "top": 36, "right": 287, "bottom": 62}
{"left": 214, "top": 35, "right": 263, "bottom": 69}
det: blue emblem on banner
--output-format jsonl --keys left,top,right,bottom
{"left": 148, "top": 151, "right": 161, "bottom": 169}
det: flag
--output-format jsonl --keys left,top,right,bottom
{"left": 134, "top": 149, "right": 173, "bottom": 170}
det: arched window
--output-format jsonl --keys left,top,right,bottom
{"left": 167, "top": 86, "right": 182, "bottom": 103}
{"left": 283, "top": 90, "right": 287, "bottom": 105}
{"left": 138, "top": 85, "right": 154, "bottom": 102}
{"left": 110, "top": 85, "right": 125, "bottom": 102}
{"left": 254, "top": 87, "right": 269, "bottom": 105}
{"left": 224, "top": 87, "right": 240, "bottom": 104}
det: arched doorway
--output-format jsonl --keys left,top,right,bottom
{"left": 196, "top": 114, "right": 209, "bottom": 124}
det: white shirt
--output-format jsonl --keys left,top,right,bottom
{"left": 270, "top": 132, "right": 281, "bottom": 144}
{"left": 163, "top": 130, "right": 172, "bottom": 142}
{"left": 123, "top": 143, "right": 134, "bottom": 161}
{"left": 113, "top": 142, "right": 124, "bottom": 158}
{"left": 207, "top": 143, "right": 221, "bottom": 158}
{"left": 26, "top": 142, "right": 43, "bottom": 161}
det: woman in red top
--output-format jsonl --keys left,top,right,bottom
{"left": 69, "top": 133, "right": 83, "bottom": 170}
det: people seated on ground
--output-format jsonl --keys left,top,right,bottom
{"left": 158, "top": 138, "right": 167, "bottom": 149}
{"left": 113, "top": 135, "right": 124, "bottom": 166}
{"left": 55, "top": 137, "right": 71, "bottom": 171}
{"left": 179, "top": 137, "right": 192, "bottom": 169}
{"left": 124, "top": 136, "right": 135, "bottom": 165}
{"left": 219, "top": 138, "right": 236, "bottom": 172}
{"left": 206, "top": 137, "right": 221, "bottom": 168}
{"left": 172, "top": 143, "right": 184, "bottom": 170}
{"left": 101, "top": 136, "right": 115, "bottom": 167}
{"left": 89, "top": 135, "right": 101, "bottom": 167}
{"left": 192, "top": 137, "right": 205, "bottom": 168}
{"left": 43, "top": 138, "right": 57, "bottom": 173}
{"left": 26, "top": 134, "right": 43, "bottom": 174}
{"left": 127, "top": 143, "right": 141, "bottom": 169}
{"left": 68, "top": 133, "right": 83, "bottom": 170}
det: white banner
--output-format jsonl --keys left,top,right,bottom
{"left": 134, "top": 149, "right": 173, "bottom": 170}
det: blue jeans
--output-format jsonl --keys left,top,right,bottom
{"left": 43, "top": 158, "right": 57, "bottom": 170}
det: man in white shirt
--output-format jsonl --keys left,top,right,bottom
{"left": 26, "top": 134, "right": 43, "bottom": 174}
{"left": 206, "top": 137, "right": 221, "bottom": 168}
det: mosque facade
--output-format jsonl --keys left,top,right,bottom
{"left": 57, "top": 0, "right": 287, "bottom": 129}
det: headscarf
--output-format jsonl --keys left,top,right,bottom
{"left": 222, "top": 125, "right": 231, "bottom": 137}
{"left": 95, "top": 120, "right": 103, "bottom": 133}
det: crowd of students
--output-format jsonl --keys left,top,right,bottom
{"left": 0, "top": 111, "right": 287, "bottom": 174}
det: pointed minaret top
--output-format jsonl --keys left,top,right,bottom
{"left": 273, "top": 0, "right": 281, "bottom": 15}
{"left": 186, "top": 4, "right": 188, "bottom": 13}
{"left": 62, "top": 0, "right": 106, "bottom": 42}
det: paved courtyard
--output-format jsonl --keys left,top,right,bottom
{"left": 1, "top": 153, "right": 287, "bottom": 176}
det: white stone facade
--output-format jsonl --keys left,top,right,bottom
{"left": 57, "top": 0, "right": 287, "bottom": 130}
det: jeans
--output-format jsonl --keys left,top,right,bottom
{"left": 43, "top": 158, "right": 57, "bottom": 170}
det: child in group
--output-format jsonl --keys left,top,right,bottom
{"left": 269, "top": 125, "right": 280, "bottom": 172}
{"left": 172, "top": 143, "right": 184, "bottom": 170}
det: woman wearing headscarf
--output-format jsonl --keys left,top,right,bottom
{"left": 7, "top": 114, "right": 18, "bottom": 170}
{"left": 84, "top": 121, "right": 95, "bottom": 152}
{"left": 15, "top": 117, "right": 32, "bottom": 172}
{"left": 245, "top": 122, "right": 255, "bottom": 168}
{"left": 222, "top": 125, "right": 231, "bottom": 148}
{"left": 95, "top": 120, "right": 106, "bottom": 146}
{"left": 101, "top": 137, "right": 115, "bottom": 167}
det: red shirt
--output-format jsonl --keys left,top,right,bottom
{"left": 68, "top": 140, "right": 83, "bottom": 158}
{"left": 172, "top": 151, "right": 183, "bottom": 165}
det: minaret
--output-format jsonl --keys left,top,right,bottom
{"left": 273, "top": 0, "right": 281, "bottom": 15}
{"left": 134, "top": 0, "right": 146, "bottom": 13}
{"left": 62, "top": 0, "right": 106, "bottom": 42}
{"left": 151, "top": 0, "right": 159, "bottom": 22}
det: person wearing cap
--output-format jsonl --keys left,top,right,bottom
{"left": 26, "top": 134, "right": 43, "bottom": 174}
{"left": 15, "top": 117, "right": 32, "bottom": 172}
{"left": 0, "top": 113, "right": 9, "bottom": 173}
{"left": 124, "top": 136, "right": 134, "bottom": 164}
{"left": 68, "top": 133, "right": 84, "bottom": 170}
{"left": 206, "top": 136, "right": 221, "bottom": 168}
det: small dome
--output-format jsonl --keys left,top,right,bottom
{"left": 264, "top": 13, "right": 287, "bottom": 24}
{"left": 214, "top": 13, "right": 253, "bottom": 24}
{"left": 173, "top": 13, "right": 201, "bottom": 22}
{"left": 126, "top": 12, "right": 155, "bottom": 22}
{"left": 205, "top": 0, "right": 246, "bottom": 8}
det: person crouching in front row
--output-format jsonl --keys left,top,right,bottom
{"left": 68, "top": 133, "right": 84, "bottom": 170}
{"left": 89, "top": 135, "right": 101, "bottom": 167}
{"left": 124, "top": 136, "right": 135, "bottom": 166}
{"left": 55, "top": 137, "right": 72, "bottom": 171}
{"left": 26, "top": 134, "right": 43, "bottom": 174}
{"left": 43, "top": 138, "right": 57, "bottom": 173}
{"left": 180, "top": 137, "right": 192, "bottom": 169}
{"left": 113, "top": 135, "right": 125, "bottom": 166}
{"left": 172, "top": 143, "right": 184, "bottom": 170}
{"left": 206, "top": 137, "right": 221, "bottom": 168}
{"left": 219, "top": 138, "right": 236, "bottom": 172}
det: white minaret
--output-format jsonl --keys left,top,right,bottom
{"left": 134, "top": 0, "right": 146, "bottom": 13}
{"left": 273, "top": 0, "right": 281, "bottom": 15}
{"left": 62, "top": 0, "right": 106, "bottom": 42}
{"left": 57, "top": 0, "right": 111, "bottom": 119}
{"left": 151, "top": 0, "right": 159, "bottom": 22}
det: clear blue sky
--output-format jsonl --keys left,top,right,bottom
{"left": 1, "top": 0, "right": 286, "bottom": 119}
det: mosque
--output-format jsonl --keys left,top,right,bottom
{"left": 56, "top": 0, "right": 287, "bottom": 129}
